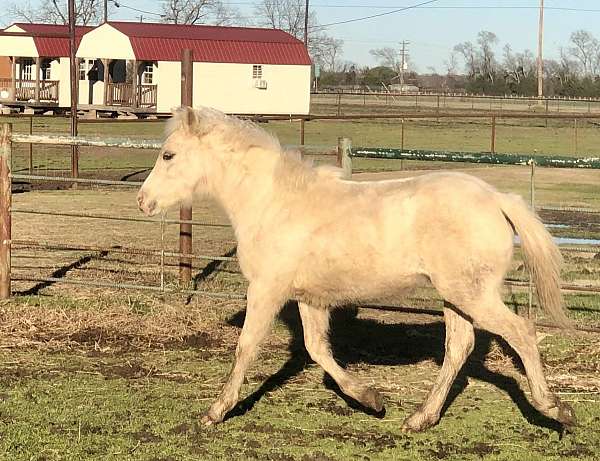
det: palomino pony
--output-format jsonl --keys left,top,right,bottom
{"left": 137, "top": 107, "right": 576, "bottom": 432}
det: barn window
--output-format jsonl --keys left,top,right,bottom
{"left": 79, "top": 59, "right": 95, "bottom": 80}
{"left": 142, "top": 63, "right": 154, "bottom": 84}
{"left": 252, "top": 65, "right": 262, "bottom": 79}
{"left": 21, "top": 59, "right": 33, "bottom": 80}
{"left": 41, "top": 59, "right": 52, "bottom": 80}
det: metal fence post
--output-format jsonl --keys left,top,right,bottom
{"left": 528, "top": 159, "right": 536, "bottom": 318}
{"left": 0, "top": 124, "right": 12, "bottom": 300}
{"left": 28, "top": 115, "right": 33, "bottom": 174}
{"left": 490, "top": 115, "right": 496, "bottom": 154}
{"left": 179, "top": 49, "right": 193, "bottom": 286}
{"left": 337, "top": 137, "right": 352, "bottom": 179}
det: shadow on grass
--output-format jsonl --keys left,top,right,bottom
{"left": 16, "top": 250, "right": 109, "bottom": 296}
{"left": 224, "top": 302, "right": 563, "bottom": 433}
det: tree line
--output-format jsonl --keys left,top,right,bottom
{"left": 7, "top": 1, "right": 600, "bottom": 97}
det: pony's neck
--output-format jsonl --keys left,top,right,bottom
{"left": 208, "top": 147, "right": 281, "bottom": 235}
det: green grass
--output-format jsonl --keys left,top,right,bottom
{"left": 0, "top": 299, "right": 598, "bottom": 461}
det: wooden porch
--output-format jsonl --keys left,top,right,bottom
{"left": 106, "top": 83, "right": 157, "bottom": 108}
{"left": 0, "top": 78, "right": 59, "bottom": 103}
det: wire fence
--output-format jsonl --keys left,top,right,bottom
{"left": 1, "top": 125, "right": 599, "bottom": 331}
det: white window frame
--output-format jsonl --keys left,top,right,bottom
{"left": 252, "top": 65, "right": 262, "bottom": 79}
{"left": 41, "top": 60, "right": 52, "bottom": 80}
{"left": 142, "top": 63, "right": 154, "bottom": 84}
{"left": 79, "top": 59, "right": 95, "bottom": 81}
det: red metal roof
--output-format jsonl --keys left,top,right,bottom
{"left": 108, "top": 22, "right": 311, "bottom": 65}
{"left": 6, "top": 23, "right": 92, "bottom": 57}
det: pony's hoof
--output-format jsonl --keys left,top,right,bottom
{"left": 359, "top": 387, "right": 385, "bottom": 413}
{"left": 201, "top": 412, "right": 222, "bottom": 426}
{"left": 401, "top": 411, "right": 437, "bottom": 433}
{"left": 555, "top": 402, "right": 577, "bottom": 429}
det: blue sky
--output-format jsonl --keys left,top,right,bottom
{"left": 2, "top": 1, "right": 599, "bottom": 72}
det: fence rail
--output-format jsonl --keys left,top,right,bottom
{"left": 1, "top": 126, "right": 600, "bottom": 331}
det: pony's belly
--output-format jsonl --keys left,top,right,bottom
{"left": 293, "top": 270, "right": 429, "bottom": 307}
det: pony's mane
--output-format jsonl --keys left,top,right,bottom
{"left": 166, "top": 106, "right": 346, "bottom": 190}
{"left": 166, "top": 106, "right": 281, "bottom": 152}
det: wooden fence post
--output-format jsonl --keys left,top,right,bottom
{"left": 179, "top": 49, "right": 193, "bottom": 286}
{"left": 0, "top": 124, "right": 12, "bottom": 300}
{"left": 337, "top": 137, "right": 352, "bottom": 179}
{"left": 490, "top": 115, "right": 496, "bottom": 154}
{"left": 300, "top": 118, "right": 305, "bottom": 146}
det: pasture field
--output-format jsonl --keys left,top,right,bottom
{"left": 1, "top": 105, "right": 600, "bottom": 459}
{"left": 310, "top": 92, "right": 600, "bottom": 116}
{"left": 2, "top": 170, "right": 600, "bottom": 460}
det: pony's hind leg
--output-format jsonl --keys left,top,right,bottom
{"left": 298, "top": 302, "right": 384, "bottom": 413}
{"left": 459, "top": 291, "right": 576, "bottom": 428}
{"left": 402, "top": 303, "right": 475, "bottom": 432}
{"left": 202, "top": 282, "right": 284, "bottom": 425}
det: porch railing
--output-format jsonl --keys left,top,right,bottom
{"left": 0, "top": 79, "right": 59, "bottom": 102}
{"left": 107, "top": 83, "right": 157, "bottom": 108}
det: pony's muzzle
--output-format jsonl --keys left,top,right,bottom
{"left": 137, "top": 190, "right": 157, "bottom": 216}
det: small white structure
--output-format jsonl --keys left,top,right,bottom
{"left": 0, "top": 21, "right": 312, "bottom": 115}
{"left": 0, "top": 23, "right": 91, "bottom": 107}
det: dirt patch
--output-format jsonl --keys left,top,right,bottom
{"left": 97, "top": 360, "right": 156, "bottom": 380}
{"left": 168, "top": 423, "right": 192, "bottom": 435}
{"left": 132, "top": 424, "right": 163, "bottom": 443}
{"left": 317, "top": 426, "right": 397, "bottom": 452}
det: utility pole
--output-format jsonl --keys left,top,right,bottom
{"left": 104, "top": 0, "right": 108, "bottom": 22}
{"left": 303, "top": 0, "right": 309, "bottom": 47}
{"left": 537, "top": 0, "right": 544, "bottom": 98}
{"left": 399, "top": 40, "right": 410, "bottom": 92}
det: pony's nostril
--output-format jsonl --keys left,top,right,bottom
{"left": 137, "top": 192, "right": 145, "bottom": 207}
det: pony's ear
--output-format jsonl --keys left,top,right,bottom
{"left": 173, "top": 106, "right": 197, "bottom": 133}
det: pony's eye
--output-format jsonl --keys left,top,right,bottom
{"left": 162, "top": 152, "right": 175, "bottom": 161}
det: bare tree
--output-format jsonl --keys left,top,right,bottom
{"left": 453, "top": 41, "right": 477, "bottom": 78}
{"left": 568, "top": 30, "right": 599, "bottom": 76}
{"left": 161, "top": 0, "right": 241, "bottom": 25}
{"left": 254, "top": 0, "right": 344, "bottom": 68}
{"left": 369, "top": 47, "right": 412, "bottom": 74}
{"left": 8, "top": 0, "right": 101, "bottom": 25}
{"left": 476, "top": 30, "right": 498, "bottom": 83}
{"left": 444, "top": 51, "right": 458, "bottom": 76}
{"left": 313, "top": 35, "right": 344, "bottom": 72}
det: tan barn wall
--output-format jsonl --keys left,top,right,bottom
{"left": 156, "top": 61, "right": 181, "bottom": 113}
{"left": 193, "top": 62, "right": 310, "bottom": 115}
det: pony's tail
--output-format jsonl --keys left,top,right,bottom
{"left": 497, "top": 192, "right": 572, "bottom": 329}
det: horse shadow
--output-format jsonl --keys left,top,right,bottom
{"left": 224, "top": 301, "right": 564, "bottom": 433}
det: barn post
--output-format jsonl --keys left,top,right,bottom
{"left": 10, "top": 57, "right": 17, "bottom": 102}
{"left": 102, "top": 58, "right": 110, "bottom": 106}
{"left": 34, "top": 56, "right": 41, "bottom": 103}
{"left": 179, "top": 48, "right": 194, "bottom": 286}
{"left": 0, "top": 124, "right": 12, "bottom": 300}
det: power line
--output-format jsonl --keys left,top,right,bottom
{"left": 226, "top": 2, "right": 600, "bottom": 13}
{"left": 312, "top": 0, "right": 441, "bottom": 29}
{"left": 110, "top": 0, "right": 164, "bottom": 18}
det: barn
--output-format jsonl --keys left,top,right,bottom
{"left": 0, "top": 23, "right": 92, "bottom": 108}
{"left": 0, "top": 21, "right": 312, "bottom": 115}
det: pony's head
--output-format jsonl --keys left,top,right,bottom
{"left": 137, "top": 106, "right": 278, "bottom": 216}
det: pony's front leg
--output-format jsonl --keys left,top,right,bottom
{"left": 202, "top": 283, "right": 284, "bottom": 425}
